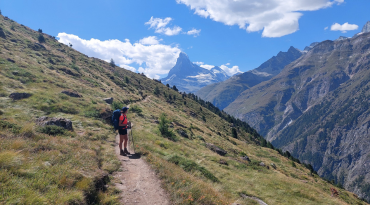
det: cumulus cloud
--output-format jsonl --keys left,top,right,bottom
{"left": 138, "top": 36, "right": 162, "bottom": 45}
{"left": 200, "top": 64, "right": 214, "bottom": 70}
{"left": 220, "top": 64, "right": 241, "bottom": 76}
{"left": 198, "top": 62, "right": 241, "bottom": 76}
{"left": 176, "top": 0, "right": 344, "bottom": 37}
{"left": 57, "top": 33, "right": 181, "bottom": 79}
{"left": 330, "top": 22, "right": 359, "bottom": 33}
{"left": 186, "top": 28, "right": 201, "bottom": 36}
{"left": 145, "top": 17, "right": 182, "bottom": 36}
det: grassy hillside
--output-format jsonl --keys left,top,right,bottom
{"left": 0, "top": 14, "right": 367, "bottom": 204}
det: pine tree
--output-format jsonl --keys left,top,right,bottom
{"left": 110, "top": 59, "right": 115, "bottom": 67}
{"left": 173, "top": 85, "right": 178, "bottom": 91}
{"left": 154, "top": 86, "right": 160, "bottom": 95}
{"left": 38, "top": 28, "right": 42, "bottom": 33}
{"left": 38, "top": 34, "right": 45, "bottom": 43}
{"left": 231, "top": 128, "right": 238, "bottom": 139}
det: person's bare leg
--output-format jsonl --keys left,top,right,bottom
{"left": 119, "top": 135, "right": 124, "bottom": 150}
{"left": 123, "top": 134, "right": 128, "bottom": 149}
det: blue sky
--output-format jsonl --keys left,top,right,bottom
{"left": 1, "top": 0, "right": 369, "bottom": 78}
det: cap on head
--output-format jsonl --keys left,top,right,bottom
{"left": 121, "top": 107, "right": 129, "bottom": 113}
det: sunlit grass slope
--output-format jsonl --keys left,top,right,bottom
{"left": 0, "top": 14, "right": 367, "bottom": 204}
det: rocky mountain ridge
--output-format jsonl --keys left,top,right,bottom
{"left": 161, "top": 52, "right": 229, "bottom": 93}
{"left": 224, "top": 22, "right": 370, "bottom": 201}
{"left": 196, "top": 46, "right": 302, "bottom": 110}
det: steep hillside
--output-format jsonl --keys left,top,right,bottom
{"left": 197, "top": 46, "right": 302, "bottom": 110}
{"left": 0, "top": 15, "right": 367, "bottom": 204}
{"left": 161, "top": 52, "right": 229, "bottom": 93}
{"left": 225, "top": 24, "right": 370, "bottom": 201}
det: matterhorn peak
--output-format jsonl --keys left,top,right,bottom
{"left": 361, "top": 21, "right": 370, "bottom": 33}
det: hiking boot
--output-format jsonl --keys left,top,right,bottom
{"left": 120, "top": 149, "right": 126, "bottom": 156}
{"left": 124, "top": 148, "right": 131, "bottom": 155}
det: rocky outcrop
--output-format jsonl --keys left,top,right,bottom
{"left": 9, "top": 93, "right": 32, "bottom": 100}
{"left": 61, "top": 90, "right": 82, "bottom": 98}
{"left": 205, "top": 143, "right": 227, "bottom": 156}
{"left": 36, "top": 116, "right": 73, "bottom": 131}
{"left": 103, "top": 97, "right": 113, "bottom": 104}
{"left": 177, "top": 129, "right": 189, "bottom": 138}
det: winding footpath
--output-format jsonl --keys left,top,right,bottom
{"left": 113, "top": 126, "right": 170, "bottom": 205}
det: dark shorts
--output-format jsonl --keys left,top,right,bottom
{"left": 119, "top": 128, "right": 127, "bottom": 135}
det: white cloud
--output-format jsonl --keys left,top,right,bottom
{"left": 187, "top": 28, "right": 201, "bottom": 36}
{"left": 145, "top": 17, "right": 182, "bottom": 36}
{"left": 200, "top": 64, "right": 215, "bottom": 70}
{"left": 138, "top": 36, "right": 162, "bottom": 45}
{"left": 324, "top": 26, "right": 328, "bottom": 30}
{"left": 194, "top": 61, "right": 204, "bottom": 65}
{"left": 57, "top": 33, "right": 181, "bottom": 79}
{"left": 330, "top": 22, "right": 359, "bottom": 33}
{"left": 220, "top": 64, "right": 241, "bottom": 76}
{"left": 176, "top": 0, "right": 344, "bottom": 37}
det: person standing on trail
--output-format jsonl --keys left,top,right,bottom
{"left": 119, "top": 107, "right": 131, "bottom": 156}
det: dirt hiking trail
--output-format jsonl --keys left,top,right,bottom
{"left": 113, "top": 128, "right": 170, "bottom": 205}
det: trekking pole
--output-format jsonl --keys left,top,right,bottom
{"left": 131, "top": 126, "right": 135, "bottom": 153}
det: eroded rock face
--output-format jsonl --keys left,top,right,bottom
{"left": 61, "top": 90, "right": 82, "bottom": 98}
{"left": 241, "top": 156, "right": 251, "bottom": 162}
{"left": 103, "top": 97, "right": 113, "bottom": 104}
{"left": 36, "top": 116, "right": 73, "bottom": 131}
{"left": 205, "top": 143, "right": 227, "bottom": 156}
{"left": 9, "top": 93, "right": 32, "bottom": 100}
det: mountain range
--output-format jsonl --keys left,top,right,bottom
{"left": 224, "top": 21, "right": 370, "bottom": 201}
{"left": 161, "top": 52, "right": 229, "bottom": 93}
{"left": 196, "top": 46, "right": 303, "bottom": 110}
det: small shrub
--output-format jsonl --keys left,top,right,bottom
{"left": 125, "top": 76, "right": 129, "bottom": 84}
{"left": 38, "top": 125, "right": 66, "bottom": 136}
{"left": 111, "top": 101, "right": 123, "bottom": 110}
{"left": 153, "top": 86, "right": 160, "bottom": 95}
{"left": 38, "top": 34, "right": 45, "bottom": 43}
{"left": 38, "top": 28, "right": 42, "bottom": 33}
{"left": 130, "top": 105, "right": 142, "bottom": 115}
{"left": 158, "top": 113, "right": 176, "bottom": 141}
{"left": 0, "top": 120, "right": 21, "bottom": 134}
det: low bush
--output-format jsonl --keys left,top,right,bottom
{"left": 0, "top": 120, "right": 21, "bottom": 134}
{"left": 130, "top": 105, "right": 142, "bottom": 115}
{"left": 37, "top": 125, "right": 66, "bottom": 136}
{"left": 111, "top": 101, "right": 123, "bottom": 110}
{"left": 158, "top": 113, "right": 177, "bottom": 141}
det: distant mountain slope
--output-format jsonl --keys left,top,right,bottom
{"left": 224, "top": 23, "right": 370, "bottom": 201}
{"left": 197, "top": 46, "right": 302, "bottom": 110}
{"left": 161, "top": 53, "right": 229, "bottom": 93}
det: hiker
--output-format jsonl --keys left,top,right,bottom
{"left": 119, "top": 107, "right": 131, "bottom": 156}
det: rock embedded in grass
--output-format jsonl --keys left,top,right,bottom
{"left": 103, "top": 97, "right": 113, "bottom": 104}
{"left": 241, "top": 156, "right": 251, "bottom": 162}
{"left": 9, "top": 92, "right": 32, "bottom": 100}
{"left": 36, "top": 116, "right": 73, "bottom": 131}
{"left": 206, "top": 143, "right": 227, "bottom": 156}
{"left": 177, "top": 129, "right": 189, "bottom": 138}
{"left": 61, "top": 90, "right": 82, "bottom": 98}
